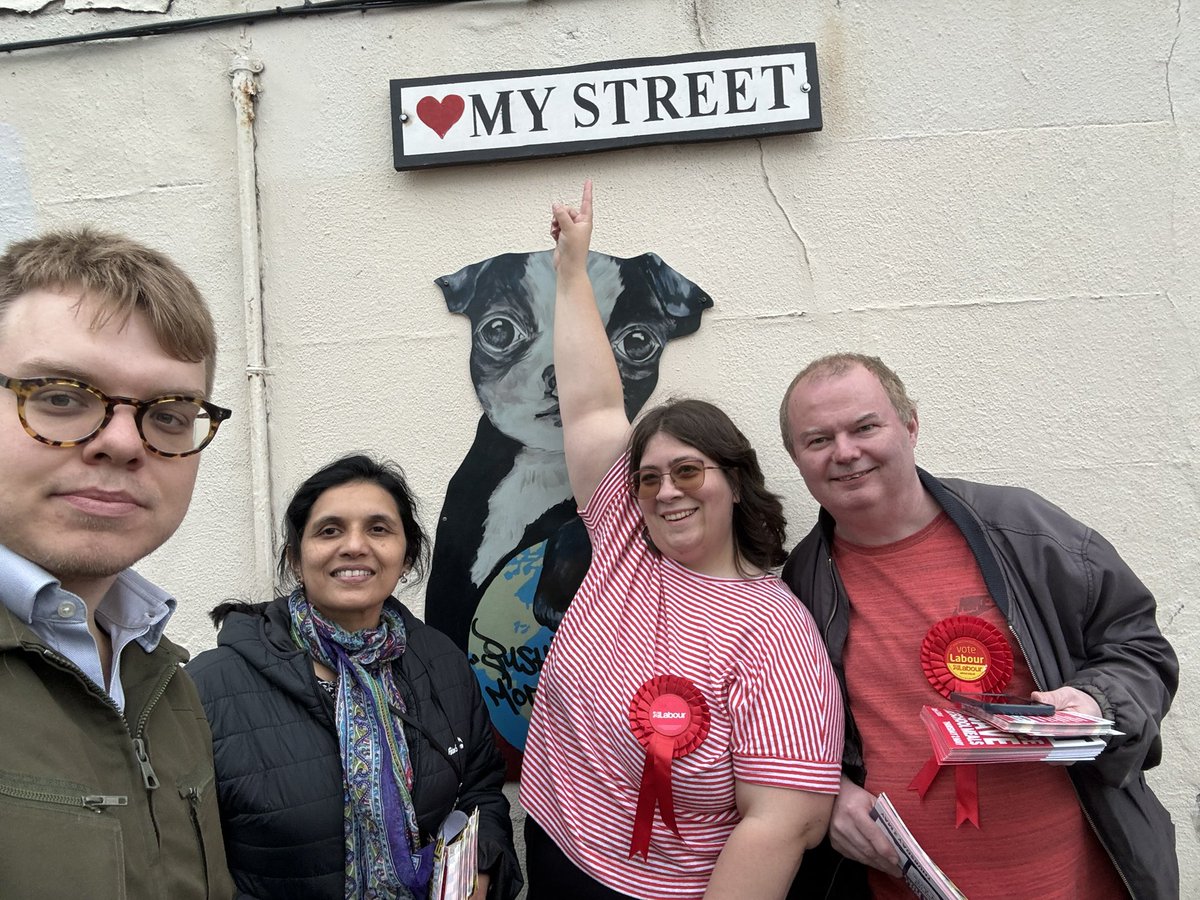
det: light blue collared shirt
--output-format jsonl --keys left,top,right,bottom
{"left": 0, "top": 544, "right": 175, "bottom": 712}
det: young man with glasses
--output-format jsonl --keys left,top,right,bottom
{"left": 0, "top": 228, "right": 236, "bottom": 899}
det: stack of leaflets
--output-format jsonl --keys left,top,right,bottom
{"left": 921, "top": 706, "right": 1106, "bottom": 764}
{"left": 429, "top": 807, "right": 479, "bottom": 900}
{"left": 870, "top": 793, "right": 966, "bottom": 900}
{"left": 955, "top": 704, "right": 1120, "bottom": 738}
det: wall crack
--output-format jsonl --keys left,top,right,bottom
{"left": 757, "top": 138, "right": 814, "bottom": 292}
{"left": 1160, "top": 600, "right": 1185, "bottom": 630}
{"left": 43, "top": 181, "right": 209, "bottom": 205}
{"left": 1166, "top": 0, "right": 1182, "bottom": 125}
{"left": 688, "top": 0, "right": 709, "bottom": 48}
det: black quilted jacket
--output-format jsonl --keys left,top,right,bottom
{"left": 189, "top": 597, "right": 521, "bottom": 900}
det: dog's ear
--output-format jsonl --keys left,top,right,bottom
{"left": 628, "top": 252, "right": 714, "bottom": 338}
{"left": 436, "top": 258, "right": 495, "bottom": 314}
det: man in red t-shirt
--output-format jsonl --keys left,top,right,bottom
{"left": 777, "top": 353, "right": 1178, "bottom": 900}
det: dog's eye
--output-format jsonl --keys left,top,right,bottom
{"left": 475, "top": 315, "right": 528, "bottom": 355}
{"left": 611, "top": 326, "right": 663, "bottom": 365}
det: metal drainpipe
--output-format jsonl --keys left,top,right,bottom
{"left": 230, "top": 56, "right": 276, "bottom": 599}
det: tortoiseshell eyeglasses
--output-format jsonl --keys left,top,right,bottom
{"left": 1, "top": 373, "right": 231, "bottom": 458}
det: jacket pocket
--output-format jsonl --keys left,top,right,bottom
{"left": 0, "top": 769, "right": 129, "bottom": 900}
{"left": 178, "top": 768, "right": 230, "bottom": 899}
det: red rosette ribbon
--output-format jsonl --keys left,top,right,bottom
{"left": 919, "top": 615, "right": 1013, "bottom": 699}
{"left": 912, "top": 615, "right": 1014, "bottom": 828}
{"left": 626, "top": 675, "right": 710, "bottom": 859}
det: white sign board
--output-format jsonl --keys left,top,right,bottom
{"left": 390, "top": 43, "right": 820, "bottom": 170}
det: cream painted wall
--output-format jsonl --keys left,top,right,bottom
{"left": 2, "top": 0, "right": 1197, "bottom": 889}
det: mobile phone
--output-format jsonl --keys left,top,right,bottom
{"left": 950, "top": 691, "right": 1055, "bottom": 716}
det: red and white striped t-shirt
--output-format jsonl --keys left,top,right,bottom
{"left": 520, "top": 455, "right": 843, "bottom": 899}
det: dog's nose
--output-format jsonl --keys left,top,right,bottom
{"left": 543, "top": 365, "right": 557, "bottom": 394}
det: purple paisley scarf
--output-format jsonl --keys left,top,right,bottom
{"left": 288, "top": 587, "right": 432, "bottom": 898}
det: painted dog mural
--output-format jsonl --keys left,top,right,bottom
{"left": 426, "top": 248, "right": 712, "bottom": 772}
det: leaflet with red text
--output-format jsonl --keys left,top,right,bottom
{"left": 921, "top": 706, "right": 1105, "bottom": 764}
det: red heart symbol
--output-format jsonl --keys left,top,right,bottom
{"left": 416, "top": 94, "right": 465, "bottom": 139}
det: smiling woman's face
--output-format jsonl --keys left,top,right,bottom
{"left": 636, "top": 431, "right": 738, "bottom": 579}
{"left": 297, "top": 480, "right": 409, "bottom": 631}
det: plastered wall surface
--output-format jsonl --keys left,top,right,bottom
{"left": 1, "top": 0, "right": 1197, "bottom": 889}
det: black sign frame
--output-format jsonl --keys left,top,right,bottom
{"left": 390, "top": 42, "right": 821, "bottom": 171}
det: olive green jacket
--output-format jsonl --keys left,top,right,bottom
{"left": 0, "top": 606, "right": 235, "bottom": 900}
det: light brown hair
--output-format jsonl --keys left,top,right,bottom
{"left": 780, "top": 353, "right": 916, "bottom": 457}
{"left": 0, "top": 227, "right": 217, "bottom": 393}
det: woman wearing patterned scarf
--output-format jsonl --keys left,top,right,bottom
{"left": 190, "top": 454, "right": 521, "bottom": 900}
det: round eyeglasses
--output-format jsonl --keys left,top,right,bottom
{"left": 2, "top": 373, "right": 232, "bottom": 458}
{"left": 629, "top": 459, "right": 727, "bottom": 500}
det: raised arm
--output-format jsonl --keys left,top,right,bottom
{"left": 551, "top": 180, "right": 634, "bottom": 506}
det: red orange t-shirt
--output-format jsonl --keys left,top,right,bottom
{"left": 836, "top": 513, "right": 1124, "bottom": 900}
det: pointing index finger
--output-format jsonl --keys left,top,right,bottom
{"left": 580, "top": 179, "right": 594, "bottom": 219}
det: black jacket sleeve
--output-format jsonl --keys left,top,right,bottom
{"left": 1033, "top": 527, "right": 1178, "bottom": 787}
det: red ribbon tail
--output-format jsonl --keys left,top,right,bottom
{"left": 908, "top": 756, "right": 942, "bottom": 798}
{"left": 955, "top": 764, "right": 980, "bottom": 828}
{"left": 650, "top": 734, "right": 680, "bottom": 837}
{"left": 628, "top": 751, "right": 657, "bottom": 859}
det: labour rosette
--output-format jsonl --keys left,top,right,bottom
{"left": 912, "top": 615, "right": 1015, "bottom": 827}
{"left": 920, "top": 614, "right": 1013, "bottom": 699}
{"left": 626, "top": 675, "right": 710, "bottom": 859}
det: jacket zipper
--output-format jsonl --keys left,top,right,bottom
{"left": 182, "top": 784, "right": 211, "bottom": 891}
{"left": 1004, "top": 624, "right": 1136, "bottom": 898}
{"left": 823, "top": 554, "right": 838, "bottom": 638}
{"left": 132, "top": 737, "right": 161, "bottom": 790}
{"left": 0, "top": 780, "right": 128, "bottom": 812}
{"left": 36, "top": 646, "right": 125, "bottom": 718}
{"left": 33, "top": 644, "right": 173, "bottom": 840}
{"left": 1071, "top": 778, "right": 1137, "bottom": 899}
{"left": 129, "top": 660, "right": 175, "bottom": 842}
{"left": 131, "top": 663, "right": 177, "bottom": 748}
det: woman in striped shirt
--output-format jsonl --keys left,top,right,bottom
{"left": 519, "top": 181, "right": 844, "bottom": 900}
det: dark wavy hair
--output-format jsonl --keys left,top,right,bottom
{"left": 628, "top": 398, "right": 787, "bottom": 574}
{"left": 277, "top": 453, "right": 428, "bottom": 588}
